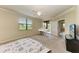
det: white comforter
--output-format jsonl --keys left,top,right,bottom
{"left": 0, "top": 38, "right": 50, "bottom": 53}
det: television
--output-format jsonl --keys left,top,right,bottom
{"left": 69, "top": 24, "right": 76, "bottom": 39}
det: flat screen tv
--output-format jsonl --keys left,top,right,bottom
{"left": 69, "top": 24, "right": 76, "bottom": 39}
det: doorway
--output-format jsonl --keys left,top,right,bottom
{"left": 58, "top": 20, "right": 65, "bottom": 37}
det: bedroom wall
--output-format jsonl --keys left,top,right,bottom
{"left": 51, "top": 6, "right": 76, "bottom": 36}
{"left": 0, "top": 8, "right": 42, "bottom": 44}
{"left": 51, "top": 21, "right": 58, "bottom": 36}
{"left": 76, "top": 6, "right": 79, "bottom": 25}
{"left": 75, "top": 6, "right": 79, "bottom": 34}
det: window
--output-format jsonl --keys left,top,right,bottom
{"left": 43, "top": 21, "right": 49, "bottom": 29}
{"left": 42, "top": 21, "right": 52, "bottom": 32}
{"left": 18, "top": 17, "right": 32, "bottom": 30}
{"left": 27, "top": 18, "right": 32, "bottom": 30}
{"left": 48, "top": 22, "right": 51, "bottom": 32}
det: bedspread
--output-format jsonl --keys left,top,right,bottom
{"left": 0, "top": 38, "right": 50, "bottom": 53}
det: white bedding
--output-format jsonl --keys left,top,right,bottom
{"left": 0, "top": 38, "right": 50, "bottom": 53}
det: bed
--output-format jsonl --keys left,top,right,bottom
{"left": 0, "top": 38, "right": 51, "bottom": 53}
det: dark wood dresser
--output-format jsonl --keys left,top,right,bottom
{"left": 66, "top": 39, "right": 79, "bottom": 53}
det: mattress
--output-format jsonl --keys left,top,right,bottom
{"left": 0, "top": 38, "right": 50, "bottom": 53}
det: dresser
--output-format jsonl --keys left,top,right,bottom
{"left": 66, "top": 35, "right": 79, "bottom": 53}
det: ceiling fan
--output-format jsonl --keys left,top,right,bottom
{"left": 32, "top": 9, "right": 42, "bottom": 16}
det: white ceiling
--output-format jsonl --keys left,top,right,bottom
{"left": 0, "top": 5, "right": 73, "bottom": 20}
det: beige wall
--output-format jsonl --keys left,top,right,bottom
{"left": 0, "top": 8, "right": 42, "bottom": 44}
{"left": 76, "top": 6, "right": 79, "bottom": 25}
{"left": 51, "top": 21, "right": 58, "bottom": 36}
{"left": 51, "top": 6, "right": 76, "bottom": 35}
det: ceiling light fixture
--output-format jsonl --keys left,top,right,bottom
{"left": 37, "top": 11, "right": 42, "bottom": 16}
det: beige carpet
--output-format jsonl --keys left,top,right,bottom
{"left": 31, "top": 35, "right": 70, "bottom": 53}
